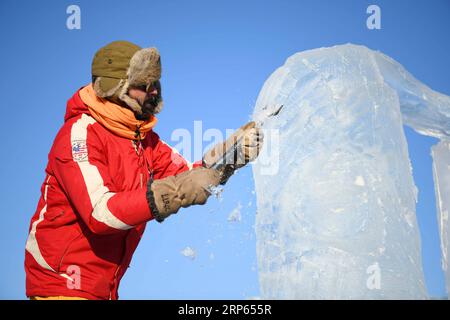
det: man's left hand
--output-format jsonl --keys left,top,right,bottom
{"left": 203, "top": 121, "right": 264, "bottom": 184}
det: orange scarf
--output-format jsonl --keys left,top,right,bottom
{"left": 79, "top": 84, "right": 157, "bottom": 140}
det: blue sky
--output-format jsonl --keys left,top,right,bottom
{"left": 0, "top": 0, "right": 449, "bottom": 299}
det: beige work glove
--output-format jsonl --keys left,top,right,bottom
{"left": 147, "top": 167, "right": 221, "bottom": 222}
{"left": 203, "top": 121, "right": 264, "bottom": 184}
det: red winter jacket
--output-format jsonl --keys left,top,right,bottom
{"left": 25, "top": 87, "right": 198, "bottom": 300}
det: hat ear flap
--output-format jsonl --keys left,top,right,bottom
{"left": 93, "top": 77, "right": 124, "bottom": 98}
{"left": 117, "top": 79, "right": 143, "bottom": 114}
{"left": 127, "top": 48, "right": 161, "bottom": 87}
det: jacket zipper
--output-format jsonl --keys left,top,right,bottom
{"left": 109, "top": 133, "right": 151, "bottom": 299}
{"left": 132, "top": 139, "right": 144, "bottom": 189}
{"left": 132, "top": 133, "right": 153, "bottom": 187}
{"left": 110, "top": 265, "right": 121, "bottom": 300}
{"left": 57, "top": 231, "right": 83, "bottom": 274}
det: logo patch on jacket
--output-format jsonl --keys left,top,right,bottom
{"left": 72, "top": 140, "right": 88, "bottom": 162}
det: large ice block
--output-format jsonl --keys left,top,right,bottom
{"left": 432, "top": 141, "right": 450, "bottom": 294}
{"left": 252, "top": 44, "right": 448, "bottom": 299}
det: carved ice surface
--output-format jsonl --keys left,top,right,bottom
{"left": 252, "top": 44, "right": 450, "bottom": 299}
{"left": 432, "top": 141, "right": 450, "bottom": 294}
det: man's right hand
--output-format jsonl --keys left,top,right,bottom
{"left": 203, "top": 121, "right": 264, "bottom": 184}
{"left": 146, "top": 167, "right": 221, "bottom": 222}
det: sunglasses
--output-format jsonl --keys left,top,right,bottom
{"left": 133, "top": 80, "right": 160, "bottom": 93}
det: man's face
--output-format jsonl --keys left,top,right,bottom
{"left": 128, "top": 81, "right": 162, "bottom": 120}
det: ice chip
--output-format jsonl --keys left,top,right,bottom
{"left": 205, "top": 184, "right": 224, "bottom": 200}
{"left": 180, "top": 246, "right": 196, "bottom": 260}
{"left": 228, "top": 202, "right": 243, "bottom": 222}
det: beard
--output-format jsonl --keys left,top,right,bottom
{"left": 135, "top": 94, "right": 163, "bottom": 120}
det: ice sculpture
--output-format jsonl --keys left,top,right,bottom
{"left": 252, "top": 44, "right": 450, "bottom": 299}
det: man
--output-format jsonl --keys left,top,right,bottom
{"left": 24, "top": 40, "right": 263, "bottom": 300}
